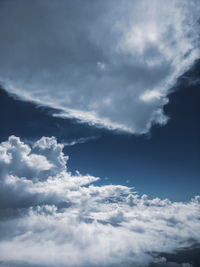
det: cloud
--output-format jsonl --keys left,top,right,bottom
{"left": 0, "top": 136, "right": 200, "bottom": 266}
{"left": 0, "top": 0, "right": 199, "bottom": 133}
{"left": 62, "top": 136, "right": 99, "bottom": 147}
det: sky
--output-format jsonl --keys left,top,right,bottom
{"left": 0, "top": 0, "right": 200, "bottom": 266}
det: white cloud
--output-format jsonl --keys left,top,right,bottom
{"left": 0, "top": 136, "right": 54, "bottom": 180}
{"left": 0, "top": 0, "right": 199, "bottom": 133}
{"left": 62, "top": 136, "right": 99, "bottom": 147}
{"left": 0, "top": 136, "right": 200, "bottom": 266}
{"left": 140, "top": 90, "right": 163, "bottom": 102}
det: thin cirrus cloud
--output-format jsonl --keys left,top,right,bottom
{"left": 0, "top": 136, "right": 199, "bottom": 266}
{"left": 0, "top": 0, "right": 200, "bottom": 133}
{"left": 62, "top": 135, "right": 100, "bottom": 147}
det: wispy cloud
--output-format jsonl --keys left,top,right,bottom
{"left": 62, "top": 136, "right": 99, "bottom": 147}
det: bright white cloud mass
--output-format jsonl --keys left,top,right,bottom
{"left": 0, "top": 0, "right": 200, "bottom": 133}
{"left": 0, "top": 136, "right": 199, "bottom": 266}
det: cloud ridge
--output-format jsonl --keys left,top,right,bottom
{"left": 0, "top": 136, "right": 200, "bottom": 266}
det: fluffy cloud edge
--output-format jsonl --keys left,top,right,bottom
{"left": 0, "top": 136, "right": 200, "bottom": 266}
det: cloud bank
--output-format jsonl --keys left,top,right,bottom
{"left": 0, "top": 0, "right": 200, "bottom": 133}
{"left": 0, "top": 136, "right": 200, "bottom": 266}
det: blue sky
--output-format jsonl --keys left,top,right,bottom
{"left": 0, "top": 1, "right": 200, "bottom": 266}
{"left": 1, "top": 62, "right": 199, "bottom": 201}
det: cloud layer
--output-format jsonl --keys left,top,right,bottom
{"left": 0, "top": 0, "right": 200, "bottom": 133}
{"left": 0, "top": 136, "right": 200, "bottom": 266}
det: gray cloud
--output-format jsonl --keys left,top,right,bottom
{"left": 0, "top": 0, "right": 199, "bottom": 133}
{"left": 0, "top": 136, "right": 200, "bottom": 266}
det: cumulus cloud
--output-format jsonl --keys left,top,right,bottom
{"left": 0, "top": 136, "right": 200, "bottom": 266}
{"left": 0, "top": 0, "right": 199, "bottom": 133}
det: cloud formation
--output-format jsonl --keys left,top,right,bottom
{"left": 0, "top": 136, "right": 200, "bottom": 266}
{"left": 0, "top": 0, "right": 199, "bottom": 133}
{"left": 62, "top": 136, "right": 99, "bottom": 147}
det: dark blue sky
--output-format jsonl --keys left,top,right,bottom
{"left": 1, "top": 60, "right": 200, "bottom": 201}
